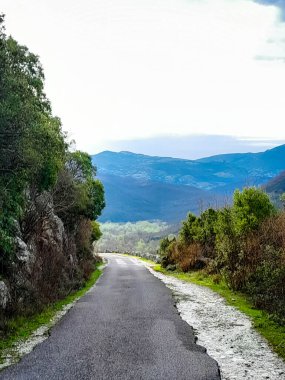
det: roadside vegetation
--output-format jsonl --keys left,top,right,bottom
{"left": 0, "top": 15, "right": 105, "bottom": 338}
{"left": 158, "top": 187, "right": 285, "bottom": 358}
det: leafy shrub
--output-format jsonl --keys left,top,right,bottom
{"left": 247, "top": 246, "right": 285, "bottom": 324}
{"left": 91, "top": 221, "right": 102, "bottom": 242}
{"left": 232, "top": 187, "right": 276, "bottom": 235}
{"left": 179, "top": 213, "right": 199, "bottom": 245}
{"left": 177, "top": 242, "right": 204, "bottom": 272}
{"left": 158, "top": 236, "right": 176, "bottom": 268}
{"left": 159, "top": 187, "right": 285, "bottom": 321}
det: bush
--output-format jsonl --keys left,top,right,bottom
{"left": 91, "top": 221, "right": 102, "bottom": 242}
{"left": 158, "top": 236, "right": 176, "bottom": 268}
{"left": 247, "top": 246, "right": 285, "bottom": 324}
{"left": 232, "top": 187, "right": 276, "bottom": 235}
{"left": 177, "top": 242, "right": 204, "bottom": 272}
{"left": 159, "top": 187, "right": 285, "bottom": 321}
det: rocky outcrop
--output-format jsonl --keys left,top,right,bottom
{"left": 0, "top": 191, "right": 96, "bottom": 317}
{"left": 15, "top": 237, "right": 33, "bottom": 264}
{"left": 0, "top": 281, "right": 10, "bottom": 310}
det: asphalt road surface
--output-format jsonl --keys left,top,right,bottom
{"left": 0, "top": 254, "right": 220, "bottom": 380}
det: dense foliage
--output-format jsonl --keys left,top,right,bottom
{"left": 0, "top": 16, "right": 105, "bottom": 320}
{"left": 159, "top": 187, "right": 284, "bottom": 323}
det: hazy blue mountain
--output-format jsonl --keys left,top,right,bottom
{"left": 97, "top": 173, "right": 223, "bottom": 222}
{"left": 197, "top": 145, "right": 285, "bottom": 172}
{"left": 92, "top": 144, "right": 285, "bottom": 222}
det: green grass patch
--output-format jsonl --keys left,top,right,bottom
{"left": 0, "top": 265, "right": 103, "bottom": 364}
{"left": 153, "top": 264, "right": 285, "bottom": 361}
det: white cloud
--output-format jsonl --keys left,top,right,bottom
{"left": 1, "top": 0, "right": 285, "bottom": 154}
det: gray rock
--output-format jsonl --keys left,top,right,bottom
{"left": 53, "top": 215, "right": 65, "bottom": 243}
{"left": 0, "top": 281, "right": 10, "bottom": 310}
{"left": 15, "top": 237, "right": 32, "bottom": 263}
{"left": 12, "top": 218, "right": 22, "bottom": 238}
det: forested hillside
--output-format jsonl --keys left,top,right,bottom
{"left": 95, "top": 221, "right": 178, "bottom": 260}
{"left": 92, "top": 147, "right": 285, "bottom": 222}
{"left": 97, "top": 173, "right": 219, "bottom": 222}
{"left": 264, "top": 171, "right": 285, "bottom": 194}
{"left": 0, "top": 16, "right": 104, "bottom": 329}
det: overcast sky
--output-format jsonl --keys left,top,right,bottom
{"left": 1, "top": 0, "right": 285, "bottom": 158}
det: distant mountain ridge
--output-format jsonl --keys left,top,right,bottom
{"left": 92, "top": 145, "right": 285, "bottom": 222}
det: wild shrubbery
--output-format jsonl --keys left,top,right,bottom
{"left": 159, "top": 187, "right": 285, "bottom": 323}
{"left": 0, "top": 15, "right": 105, "bottom": 321}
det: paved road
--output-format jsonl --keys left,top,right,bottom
{"left": 0, "top": 254, "right": 220, "bottom": 380}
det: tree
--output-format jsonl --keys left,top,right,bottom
{"left": 197, "top": 208, "right": 218, "bottom": 257}
{"left": 232, "top": 187, "right": 276, "bottom": 235}
{"left": 53, "top": 151, "right": 105, "bottom": 227}
{"left": 158, "top": 236, "right": 176, "bottom": 268}
{"left": 0, "top": 15, "right": 65, "bottom": 259}
{"left": 179, "top": 213, "right": 199, "bottom": 245}
{"left": 0, "top": 15, "right": 106, "bottom": 320}
{"left": 0, "top": 16, "right": 105, "bottom": 271}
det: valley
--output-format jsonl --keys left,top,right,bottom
{"left": 93, "top": 145, "right": 285, "bottom": 222}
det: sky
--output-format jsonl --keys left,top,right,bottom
{"left": 1, "top": 0, "right": 285, "bottom": 158}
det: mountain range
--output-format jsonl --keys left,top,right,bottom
{"left": 92, "top": 144, "right": 285, "bottom": 222}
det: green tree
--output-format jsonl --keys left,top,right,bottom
{"left": 0, "top": 15, "right": 106, "bottom": 321}
{"left": 214, "top": 207, "right": 240, "bottom": 275}
{"left": 232, "top": 187, "right": 275, "bottom": 235}
{"left": 158, "top": 236, "right": 176, "bottom": 268}
{"left": 0, "top": 15, "right": 65, "bottom": 260}
{"left": 53, "top": 151, "right": 105, "bottom": 227}
{"left": 91, "top": 221, "right": 102, "bottom": 242}
{"left": 179, "top": 213, "right": 200, "bottom": 244}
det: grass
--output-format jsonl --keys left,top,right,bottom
{"left": 0, "top": 264, "right": 103, "bottom": 364}
{"left": 153, "top": 264, "right": 285, "bottom": 361}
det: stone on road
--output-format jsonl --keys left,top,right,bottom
{"left": 0, "top": 254, "right": 220, "bottom": 380}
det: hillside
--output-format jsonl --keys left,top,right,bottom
{"left": 92, "top": 145, "right": 285, "bottom": 222}
{"left": 98, "top": 173, "right": 223, "bottom": 222}
{"left": 263, "top": 170, "right": 285, "bottom": 208}
{"left": 263, "top": 170, "right": 285, "bottom": 194}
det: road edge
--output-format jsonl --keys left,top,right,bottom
{"left": 0, "top": 262, "right": 106, "bottom": 371}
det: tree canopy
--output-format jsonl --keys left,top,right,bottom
{"left": 0, "top": 15, "right": 105, "bottom": 267}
